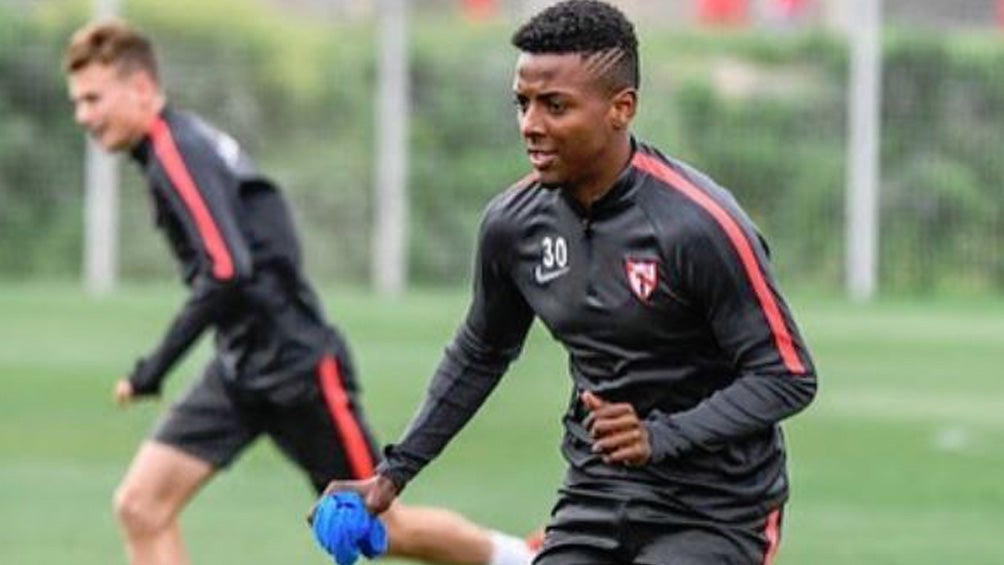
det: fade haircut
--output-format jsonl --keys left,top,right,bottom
{"left": 511, "top": 0, "right": 639, "bottom": 92}
{"left": 63, "top": 19, "right": 159, "bottom": 81}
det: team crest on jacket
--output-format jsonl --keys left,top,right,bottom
{"left": 625, "top": 258, "right": 658, "bottom": 302}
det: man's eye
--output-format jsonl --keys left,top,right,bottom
{"left": 547, "top": 100, "right": 565, "bottom": 114}
{"left": 513, "top": 97, "right": 528, "bottom": 113}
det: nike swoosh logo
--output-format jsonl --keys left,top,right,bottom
{"left": 534, "top": 265, "right": 570, "bottom": 284}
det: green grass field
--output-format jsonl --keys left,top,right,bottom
{"left": 1, "top": 283, "right": 1003, "bottom": 564}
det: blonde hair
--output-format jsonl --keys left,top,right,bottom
{"left": 63, "top": 19, "right": 158, "bottom": 81}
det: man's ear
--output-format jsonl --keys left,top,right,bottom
{"left": 608, "top": 87, "right": 637, "bottom": 131}
{"left": 127, "top": 69, "right": 159, "bottom": 102}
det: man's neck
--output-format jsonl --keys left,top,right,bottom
{"left": 130, "top": 94, "right": 167, "bottom": 148}
{"left": 567, "top": 136, "right": 633, "bottom": 209}
{"left": 146, "top": 94, "right": 166, "bottom": 126}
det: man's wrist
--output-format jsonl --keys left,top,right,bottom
{"left": 127, "top": 358, "right": 162, "bottom": 396}
{"left": 375, "top": 473, "right": 401, "bottom": 495}
{"left": 374, "top": 460, "right": 411, "bottom": 494}
{"left": 644, "top": 412, "right": 692, "bottom": 463}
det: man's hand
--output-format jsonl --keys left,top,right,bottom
{"left": 112, "top": 379, "right": 134, "bottom": 407}
{"left": 581, "top": 390, "right": 651, "bottom": 467}
{"left": 308, "top": 474, "right": 400, "bottom": 524}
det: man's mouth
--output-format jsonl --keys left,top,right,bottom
{"left": 527, "top": 149, "right": 556, "bottom": 169}
{"left": 87, "top": 124, "right": 107, "bottom": 140}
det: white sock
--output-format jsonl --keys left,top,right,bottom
{"left": 488, "top": 530, "right": 536, "bottom": 565}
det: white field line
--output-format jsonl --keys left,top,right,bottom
{"left": 813, "top": 390, "right": 1004, "bottom": 428}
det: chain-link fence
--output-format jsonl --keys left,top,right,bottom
{"left": 2, "top": 0, "right": 1003, "bottom": 295}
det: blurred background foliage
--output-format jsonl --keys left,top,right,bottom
{"left": 2, "top": 0, "right": 1003, "bottom": 293}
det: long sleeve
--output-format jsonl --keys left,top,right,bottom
{"left": 128, "top": 276, "right": 238, "bottom": 395}
{"left": 644, "top": 187, "right": 817, "bottom": 462}
{"left": 378, "top": 202, "right": 535, "bottom": 490}
{"left": 127, "top": 115, "right": 253, "bottom": 395}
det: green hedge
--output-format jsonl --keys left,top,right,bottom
{"left": 2, "top": 2, "right": 1003, "bottom": 294}
{"left": 0, "top": 3, "right": 85, "bottom": 276}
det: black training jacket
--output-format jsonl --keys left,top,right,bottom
{"left": 380, "top": 140, "right": 817, "bottom": 520}
{"left": 126, "top": 106, "right": 337, "bottom": 398}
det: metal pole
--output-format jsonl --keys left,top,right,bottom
{"left": 83, "top": 141, "right": 119, "bottom": 295}
{"left": 371, "top": 0, "right": 409, "bottom": 296}
{"left": 93, "top": 0, "right": 120, "bottom": 18}
{"left": 845, "top": 0, "right": 881, "bottom": 301}
{"left": 83, "top": 0, "right": 121, "bottom": 295}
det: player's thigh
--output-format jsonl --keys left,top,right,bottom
{"left": 534, "top": 542, "right": 622, "bottom": 565}
{"left": 151, "top": 358, "right": 259, "bottom": 470}
{"left": 265, "top": 352, "right": 381, "bottom": 493}
{"left": 534, "top": 494, "right": 624, "bottom": 564}
{"left": 116, "top": 441, "right": 214, "bottom": 517}
{"left": 635, "top": 509, "right": 784, "bottom": 565}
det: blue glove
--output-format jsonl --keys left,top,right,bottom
{"left": 312, "top": 492, "right": 388, "bottom": 565}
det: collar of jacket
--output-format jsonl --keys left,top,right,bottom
{"left": 559, "top": 136, "right": 641, "bottom": 221}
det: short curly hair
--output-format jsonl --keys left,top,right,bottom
{"left": 511, "top": 0, "right": 639, "bottom": 90}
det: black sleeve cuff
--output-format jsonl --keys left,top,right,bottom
{"left": 375, "top": 446, "right": 419, "bottom": 494}
{"left": 127, "top": 358, "right": 163, "bottom": 396}
{"left": 644, "top": 411, "right": 693, "bottom": 463}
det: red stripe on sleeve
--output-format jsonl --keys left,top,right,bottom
{"left": 317, "top": 355, "right": 376, "bottom": 479}
{"left": 633, "top": 152, "right": 806, "bottom": 374}
{"left": 149, "top": 118, "right": 235, "bottom": 280}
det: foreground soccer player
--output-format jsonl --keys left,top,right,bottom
{"left": 320, "top": 1, "right": 818, "bottom": 563}
{"left": 64, "top": 20, "right": 534, "bottom": 565}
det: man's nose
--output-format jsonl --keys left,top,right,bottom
{"left": 519, "top": 104, "right": 544, "bottom": 139}
{"left": 75, "top": 104, "right": 92, "bottom": 126}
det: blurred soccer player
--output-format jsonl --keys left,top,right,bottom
{"left": 319, "top": 1, "right": 818, "bottom": 564}
{"left": 64, "top": 20, "right": 534, "bottom": 565}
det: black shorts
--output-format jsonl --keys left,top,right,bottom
{"left": 151, "top": 349, "right": 381, "bottom": 493}
{"left": 534, "top": 488, "right": 783, "bottom": 565}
